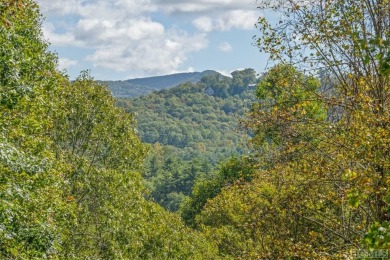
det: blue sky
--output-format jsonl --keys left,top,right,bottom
{"left": 37, "top": 0, "right": 269, "bottom": 80}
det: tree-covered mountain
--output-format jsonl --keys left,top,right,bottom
{"left": 117, "top": 69, "right": 259, "bottom": 211}
{"left": 101, "top": 70, "right": 219, "bottom": 98}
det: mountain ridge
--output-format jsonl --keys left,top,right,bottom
{"left": 101, "top": 70, "right": 220, "bottom": 98}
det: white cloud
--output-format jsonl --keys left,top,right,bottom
{"left": 76, "top": 19, "right": 207, "bottom": 74}
{"left": 37, "top": 0, "right": 80, "bottom": 16}
{"left": 86, "top": 31, "right": 208, "bottom": 75}
{"left": 192, "top": 17, "right": 214, "bottom": 32}
{"left": 37, "top": 0, "right": 259, "bottom": 77}
{"left": 37, "top": 0, "right": 209, "bottom": 76}
{"left": 193, "top": 10, "right": 259, "bottom": 32}
{"left": 42, "top": 22, "right": 83, "bottom": 47}
{"left": 58, "top": 58, "right": 78, "bottom": 71}
{"left": 154, "top": 0, "right": 256, "bottom": 13}
{"left": 219, "top": 42, "right": 233, "bottom": 52}
{"left": 77, "top": 19, "right": 208, "bottom": 75}
{"left": 73, "top": 17, "right": 165, "bottom": 46}
{"left": 216, "top": 10, "right": 259, "bottom": 30}
{"left": 38, "top": 0, "right": 156, "bottom": 16}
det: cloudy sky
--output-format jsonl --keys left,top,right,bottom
{"left": 36, "top": 0, "right": 268, "bottom": 80}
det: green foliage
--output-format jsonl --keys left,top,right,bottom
{"left": 195, "top": 65, "right": 361, "bottom": 258}
{"left": 0, "top": 1, "right": 219, "bottom": 258}
{"left": 118, "top": 69, "right": 258, "bottom": 211}
{"left": 0, "top": 0, "right": 57, "bottom": 108}
{"left": 196, "top": 172, "right": 304, "bottom": 259}
{"left": 181, "top": 157, "right": 255, "bottom": 227}
{"left": 119, "top": 69, "right": 257, "bottom": 156}
{"left": 192, "top": 0, "right": 390, "bottom": 258}
{"left": 3, "top": 0, "right": 389, "bottom": 258}
{"left": 143, "top": 144, "right": 212, "bottom": 211}
{"left": 246, "top": 64, "right": 326, "bottom": 167}
{"left": 0, "top": 2, "right": 72, "bottom": 258}
{"left": 363, "top": 222, "right": 390, "bottom": 250}
{"left": 49, "top": 73, "right": 219, "bottom": 258}
{"left": 52, "top": 71, "right": 146, "bottom": 173}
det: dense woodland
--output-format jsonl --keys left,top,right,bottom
{"left": 117, "top": 70, "right": 257, "bottom": 211}
{"left": 1, "top": 0, "right": 389, "bottom": 259}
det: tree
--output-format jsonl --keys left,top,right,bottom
{"left": 196, "top": 66, "right": 356, "bottom": 258}
{"left": 50, "top": 72, "right": 218, "bottom": 258}
{"left": 254, "top": 0, "right": 390, "bottom": 252}
{"left": 181, "top": 157, "right": 255, "bottom": 227}
{"left": 245, "top": 64, "right": 326, "bottom": 167}
{"left": 230, "top": 68, "right": 257, "bottom": 95}
{"left": 0, "top": 0, "right": 57, "bottom": 108}
{"left": 0, "top": 1, "right": 74, "bottom": 257}
{"left": 197, "top": 168, "right": 338, "bottom": 259}
{"left": 195, "top": 38, "right": 387, "bottom": 255}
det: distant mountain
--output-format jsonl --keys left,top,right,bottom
{"left": 115, "top": 68, "right": 259, "bottom": 162}
{"left": 100, "top": 70, "right": 219, "bottom": 98}
{"left": 116, "top": 68, "right": 259, "bottom": 211}
{"left": 126, "top": 70, "right": 219, "bottom": 89}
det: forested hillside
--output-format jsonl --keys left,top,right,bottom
{"left": 101, "top": 70, "right": 218, "bottom": 98}
{"left": 1, "top": 0, "right": 389, "bottom": 259}
{"left": 117, "top": 69, "right": 258, "bottom": 210}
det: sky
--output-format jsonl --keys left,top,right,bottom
{"left": 36, "top": 0, "right": 269, "bottom": 80}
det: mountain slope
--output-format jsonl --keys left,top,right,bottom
{"left": 117, "top": 68, "right": 258, "bottom": 211}
{"left": 102, "top": 70, "right": 219, "bottom": 98}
